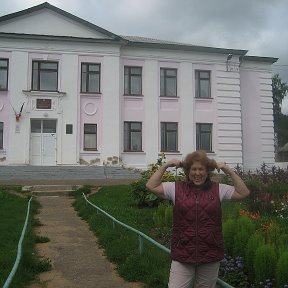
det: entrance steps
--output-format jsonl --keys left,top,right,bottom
{"left": 23, "top": 185, "right": 81, "bottom": 197}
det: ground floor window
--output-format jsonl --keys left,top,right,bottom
{"left": 84, "top": 124, "right": 97, "bottom": 151}
{"left": 0, "top": 122, "right": 3, "bottom": 149}
{"left": 196, "top": 123, "right": 212, "bottom": 152}
{"left": 124, "top": 122, "right": 142, "bottom": 151}
{"left": 161, "top": 122, "right": 178, "bottom": 152}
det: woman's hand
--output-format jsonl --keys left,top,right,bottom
{"left": 217, "top": 161, "right": 250, "bottom": 200}
{"left": 216, "top": 162, "right": 228, "bottom": 173}
{"left": 165, "top": 159, "right": 182, "bottom": 168}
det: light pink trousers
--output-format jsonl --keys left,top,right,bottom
{"left": 168, "top": 260, "right": 220, "bottom": 288}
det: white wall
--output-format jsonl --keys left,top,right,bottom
{"left": 240, "top": 61, "right": 275, "bottom": 170}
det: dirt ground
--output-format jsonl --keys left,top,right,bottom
{"left": 27, "top": 196, "right": 144, "bottom": 288}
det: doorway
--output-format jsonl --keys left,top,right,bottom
{"left": 30, "top": 119, "right": 57, "bottom": 165}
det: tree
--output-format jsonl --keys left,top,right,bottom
{"left": 272, "top": 74, "right": 288, "bottom": 150}
{"left": 272, "top": 74, "right": 288, "bottom": 118}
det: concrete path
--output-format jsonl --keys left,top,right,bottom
{"left": 28, "top": 196, "right": 143, "bottom": 288}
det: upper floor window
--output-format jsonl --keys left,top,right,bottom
{"left": 160, "top": 68, "right": 177, "bottom": 97}
{"left": 195, "top": 70, "right": 211, "bottom": 98}
{"left": 161, "top": 122, "right": 178, "bottom": 152}
{"left": 81, "top": 63, "right": 101, "bottom": 93}
{"left": 196, "top": 123, "right": 212, "bottom": 152}
{"left": 124, "top": 66, "right": 142, "bottom": 95}
{"left": 0, "top": 59, "right": 9, "bottom": 91}
{"left": 124, "top": 122, "right": 142, "bottom": 152}
{"left": 0, "top": 122, "right": 3, "bottom": 149}
{"left": 32, "top": 61, "right": 58, "bottom": 91}
{"left": 84, "top": 124, "right": 97, "bottom": 151}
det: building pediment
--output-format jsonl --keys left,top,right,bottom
{"left": 0, "top": 2, "right": 124, "bottom": 42}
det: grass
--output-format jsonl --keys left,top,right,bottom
{"left": 73, "top": 185, "right": 171, "bottom": 288}
{"left": 0, "top": 190, "right": 51, "bottom": 288}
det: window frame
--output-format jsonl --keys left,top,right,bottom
{"left": 0, "top": 58, "right": 9, "bottom": 91}
{"left": 195, "top": 70, "right": 211, "bottom": 99}
{"left": 161, "top": 122, "right": 178, "bottom": 152}
{"left": 0, "top": 122, "right": 3, "bottom": 150}
{"left": 83, "top": 123, "right": 97, "bottom": 151}
{"left": 196, "top": 123, "right": 213, "bottom": 152}
{"left": 124, "top": 66, "right": 142, "bottom": 96}
{"left": 124, "top": 121, "right": 142, "bottom": 152}
{"left": 81, "top": 63, "right": 101, "bottom": 93}
{"left": 32, "top": 60, "right": 59, "bottom": 92}
{"left": 160, "top": 68, "right": 177, "bottom": 97}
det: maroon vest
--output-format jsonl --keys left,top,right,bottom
{"left": 171, "top": 181, "right": 224, "bottom": 264}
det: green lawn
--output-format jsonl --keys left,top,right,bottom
{"left": 0, "top": 189, "right": 50, "bottom": 288}
{"left": 73, "top": 185, "right": 171, "bottom": 288}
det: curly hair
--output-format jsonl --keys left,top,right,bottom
{"left": 181, "top": 150, "right": 217, "bottom": 182}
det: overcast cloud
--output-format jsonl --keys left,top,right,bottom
{"left": 1, "top": 0, "right": 288, "bottom": 113}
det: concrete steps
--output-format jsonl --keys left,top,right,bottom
{"left": 23, "top": 185, "right": 80, "bottom": 197}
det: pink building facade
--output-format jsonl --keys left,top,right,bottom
{"left": 0, "top": 3, "right": 277, "bottom": 170}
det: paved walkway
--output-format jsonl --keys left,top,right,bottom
{"left": 29, "top": 196, "right": 143, "bottom": 288}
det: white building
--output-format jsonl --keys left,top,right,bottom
{"left": 0, "top": 2, "right": 277, "bottom": 170}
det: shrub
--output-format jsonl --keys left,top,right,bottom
{"left": 254, "top": 244, "right": 277, "bottom": 283}
{"left": 222, "top": 219, "right": 237, "bottom": 256}
{"left": 245, "top": 233, "right": 265, "bottom": 281}
{"left": 130, "top": 153, "right": 184, "bottom": 207}
{"left": 153, "top": 203, "right": 172, "bottom": 227}
{"left": 276, "top": 251, "right": 288, "bottom": 287}
{"left": 266, "top": 222, "right": 282, "bottom": 247}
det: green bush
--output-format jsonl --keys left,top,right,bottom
{"left": 267, "top": 222, "right": 282, "bottom": 247}
{"left": 245, "top": 233, "right": 265, "bottom": 281}
{"left": 232, "top": 215, "right": 256, "bottom": 256}
{"left": 130, "top": 153, "right": 184, "bottom": 207}
{"left": 276, "top": 251, "right": 288, "bottom": 287}
{"left": 278, "top": 234, "right": 288, "bottom": 251}
{"left": 222, "top": 219, "right": 237, "bottom": 256}
{"left": 254, "top": 244, "right": 277, "bottom": 283}
{"left": 153, "top": 202, "right": 173, "bottom": 229}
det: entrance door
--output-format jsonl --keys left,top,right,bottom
{"left": 30, "top": 120, "right": 57, "bottom": 165}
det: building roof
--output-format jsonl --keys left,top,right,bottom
{"left": 121, "top": 35, "right": 248, "bottom": 56}
{"left": 0, "top": 2, "right": 278, "bottom": 62}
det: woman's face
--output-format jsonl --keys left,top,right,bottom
{"left": 189, "top": 161, "right": 208, "bottom": 186}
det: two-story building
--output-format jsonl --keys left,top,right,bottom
{"left": 0, "top": 2, "right": 277, "bottom": 170}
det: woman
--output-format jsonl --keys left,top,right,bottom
{"left": 146, "top": 150, "right": 250, "bottom": 288}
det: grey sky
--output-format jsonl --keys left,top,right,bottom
{"left": 1, "top": 0, "right": 288, "bottom": 113}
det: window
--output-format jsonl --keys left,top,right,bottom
{"left": 124, "top": 66, "right": 142, "bottom": 95}
{"left": 196, "top": 123, "right": 212, "bottom": 152}
{"left": 124, "top": 122, "right": 142, "bottom": 151}
{"left": 0, "top": 122, "right": 3, "bottom": 149}
{"left": 66, "top": 124, "right": 73, "bottom": 134}
{"left": 195, "top": 70, "right": 211, "bottom": 98}
{"left": 161, "top": 122, "right": 178, "bottom": 152}
{"left": 84, "top": 124, "right": 97, "bottom": 151}
{"left": 32, "top": 61, "right": 58, "bottom": 91}
{"left": 160, "top": 68, "right": 177, "bottom": 97}
{"left": 81, "top": 63, "right": 101, "bottom": 93}
{"left": 0, "top": 59, "right": 8, "bottom": 90}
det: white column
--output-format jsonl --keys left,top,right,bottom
{"left": 102, "top": 55, "right": 121, "bottom": 164}
{"left": 144, "top": 60, "right": 159, "bottom": 166}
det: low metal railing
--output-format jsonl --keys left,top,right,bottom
{"left": 82, "top": 193, "right": 234, "bottom": 288}
{"left": 3, "top": 196, "right": 33, "bottom": 288}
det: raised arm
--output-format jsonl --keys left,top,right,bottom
{"left": 217, "top": 163, "right": 250, "bottom": 200}
{"left": 146, "top": 159, "right": 182, "bottom": 198}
